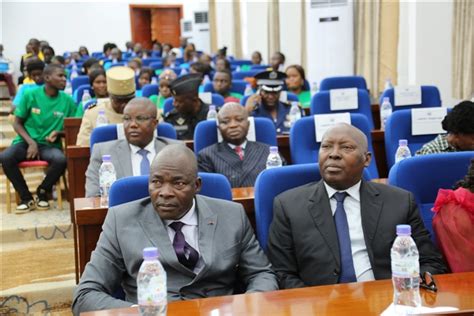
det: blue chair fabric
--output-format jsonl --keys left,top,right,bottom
{"left": 290, "top": 114, "right": 379, "bottom": 179}
{"left": 163, "top": 94, "right": 225, "bottom": 116}
{"left": 142, "top": 58, "right": 162, "bottom": 67}
{"left": 75, "top": 84, "right": 94, "bottom": 104}
{"left": 71, "top": 75, "right": 90, "bottom": 94}
{"left": 149, "top": 62, "right": 163, "bottom": 71}
{"left": 202, "top": 80, "right": 247, "bottom": 95}
{"left": 379, "top": 86, "right": 442, "bottom": 111}
{"left": 319, "top": 76, "right": 368, "bottom": 91}
{"left": 232, "top": 70, "right": 262, "bottom": 80}
{"left": 230, "top": 60, "right": 252, "bottom": 66}
{"left": 141, "top": 84, "right": 159, "bottom": 98}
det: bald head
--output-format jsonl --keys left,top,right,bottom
{"left": 322, "top": 123, "right": 369, "bottom": 152}
{"left": 217, "top": 102, "right": 250, "bottom": 145}
{"left": 124, "top": 97, "right": 157, "bottom": 118}
{"left": 151, "top": 144, "right": 198, "bottom": 176}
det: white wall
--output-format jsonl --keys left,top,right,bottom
{"left": 398, "top": 0, "right": 459, "bottom": 107}
{"left": 279, "top": 0, "right": 302, "bottom": 67}
{"left": 242, "top": 1, "right": 269, "bottom": 63}
{"left": 215, "top": 1, "right": 234, "bottom": 56}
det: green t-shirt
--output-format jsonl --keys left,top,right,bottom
{"left": 298, "top": 90, "right": 312, "bottom": 108}
{"left": 13, "top": 87, "right": 77, "bottom": 148}
{"left": 230, "top": 92, "right": 243, "bottom": 100}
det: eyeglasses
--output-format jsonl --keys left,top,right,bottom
{"left": 123, "top": 115, "right": 154, "bottom": 124}
{"left": 420, "top": 271, "right": 437, "bottom": 292}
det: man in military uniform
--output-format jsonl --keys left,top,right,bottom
{"left": 164, "top": 73, "right": 209, "bottom": 140}
{"left": 245, "top": 70, "right": 300, "bottom": 134}
{"left": 76, "top": 66, "right": 136, "bottom": 146}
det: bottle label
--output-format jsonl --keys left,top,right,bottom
{"left": 392, "top": 259, "right": 419, "bottom": 277}
{"left": 138, "top": 275, "right": 167, "bottom": 305}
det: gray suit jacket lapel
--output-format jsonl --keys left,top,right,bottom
{"left": 193, "top": 195, "right": 217, "bottom": 281}
{"left": 360, "top": 180, "right": 383, "bottom": 266}
{"left": 138, "top": 199, "right": 195, "bottom": 278}
{"left": 307, "top": 181, "right": 340, "bottom": 267}
{"left": 115, "top": 140, "right": 133, "bottom": 178}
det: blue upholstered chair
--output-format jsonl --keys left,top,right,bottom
{"left": 232, "top": 70, "right": 261, "bottom": 80}
{"left": 250, "top": 65, "right": 271, "bottom": 70}
{"left": 193, "top": 117, "right": 277, "bottom": 154}
{"left": 310, "top": 89, "right": 374, "bottom": 130}
{"left": 290, "top": 114, "right": 379, "bottom": 179}
{"left": 230, "top": 59, "right": 252, "bottom": 66}
{"left": 149, "top": 62, "right": 163, "bottom": 71}
{"left": 71, "top": 75, "right": 90, "bottom": 94}
{"left": 109, "top": 172, "right": 233, "bottom": 207}
{"left": 163, "top": 94, "right": 225, "bottom": 116}
{"left": 75, "top": 84, "right": 94, "bottom": 104}
{"left": 388, "top": 152, "right": 474, "bottom": 240}
{"left": 142, "top": 58, "right": 162, "bottom": 67}
{"left": 90, "top": 122, "right": 177, "bottom": 149}
{"left": 141, "top": 84, "right": 159, "bottom": 98}
{"left": 202, "top": 80, "right": 248, "bottom": 95}
{"left": 319, "top": 76, "right": 368, "bottom": 91}
{"left": 379, "top": 86, "right": 441, "bottom": 111}
{"left": 384, "top": 109, "right": 451, "bottom": 168}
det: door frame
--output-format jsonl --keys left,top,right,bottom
{"left": 129, "top": 4, "right": 184, "bottom": 48}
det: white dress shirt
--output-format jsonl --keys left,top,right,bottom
{"left": 324, "top": 181, "right": 375, "bottom": 282}
{"left": 129, "top": 140, "right": 156, "bottom": 176}
{"left": 164, "top": 199, "right": 204, "bottom": 274}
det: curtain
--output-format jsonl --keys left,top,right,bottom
{"left": 452, "top": 0, "right": 474, "bottom": 99}
{"left": 233, "top": 0, "right": 243, "bottom": 58}
{"left": 300, "top": 0, "right": 307, "bottom": 71}
{"left": 378, "top": 0, "right": 399, "bottom": 94}
{"left": 267, "top": 0, "right": 280, "bottom": 61}
{"left": 209, "top": 0, "right": 218, "bottom": 54}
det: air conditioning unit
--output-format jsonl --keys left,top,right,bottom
{"left": 180, "top": 11, "right": 211, "bottom": 53}
{"left": 306, "top": 0, "right": 354, "bottom": 85}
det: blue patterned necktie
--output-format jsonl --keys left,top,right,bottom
{"left": 168, "top": 221, "right": 199, "bottom": 270}
{"left": 137, "top": 149, "right": 150, "bottom": 175}
{"left": 333, "top": 192, "right": 357, "bottom": 283}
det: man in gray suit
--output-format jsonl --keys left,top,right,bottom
{"left": 73, "top": 145, "right": 278, "bottom": 314}
{"left": 85, "top": 97, "right": 178, "bottom": 197}
{"left": 198, "top": 103, "right": 280, "bottom": 188}
{"left": 267, "top": 124, "right": 446, "bottom": 289}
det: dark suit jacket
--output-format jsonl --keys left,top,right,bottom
{"left": 267, "top": 180, "right": 447, "bottom": 289}
{"left": 197, "top": 141, "right": 271, "bottom": 188}
{"left": 73, "top": 195, "right": 278, "bottom": 314}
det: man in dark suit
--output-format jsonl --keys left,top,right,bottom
{"left": 73, "top": 145, "right": 278, "bottom": 314}
{"left": 267, "top": 123, "right": 446, "bottom": 289}
{"left": 85, "top": 97, "right": 178, "bottom": 197}
{"left": 197, "top": 102, "right": 277, "bottom": 188}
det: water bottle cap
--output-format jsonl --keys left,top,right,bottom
{"left": 209, "top": 105, "right": 216, "bottom": 111}
{"left": 399, "top": 139, "right": 408, "bottom": 146}
{"left": 143, "top": 247, "right": 159, "bottom": 259}
{"left": 102, "top": 154, "right": 111, "bottom": 162}
{"left": 269, "top": 146, "right": 278, "bottom": 153}
{"left": 383, "top": 97, "right": 390, "bottom": 103}
{"left": 98, "top": 109, "right": 105, "bottom": 115}
{"left": 396, "top": 224, "right": 411, "bottom": 235}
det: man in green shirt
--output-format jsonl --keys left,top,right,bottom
{"left": 0, "top": 64, "right": 76, "bottom": 213}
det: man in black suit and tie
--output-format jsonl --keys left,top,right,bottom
{"left": 267, "top": 123, "right": 446, "bottom": 289}
{"left": 197, "top": 102, "right": 279, "bottom": 188}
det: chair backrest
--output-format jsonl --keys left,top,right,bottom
{"left": 163, "top": 94, "right": 225, "bottom": 115}
{"left": 290, "top": 113, "right": 379, "bottom": 179}
{"left": 194, "top": 117, "right": 277, "bottom": 154}
{"left": 254, "top": 163, "right": 323, "bottom": 250}
{"left": 90, "top": 122, "right": 177, "bottom": 149}
{"left": 72, "top": 75, "right": 90, "bottom": 93}
{"left": 109, "top": 172, "right": 232, "bottom": 207}
{"left": 379, "top": 86, "right": 441, "bottom": 111}
{"left": 230, "top": 59, "right": 252, "bottom": 66}
{"left": 75, "top": 84, "right": 94, "bottom": 104}
{"left": 149, "top": 62, "right": 163, "bottom": 71}
{"left": 202, "top": 79, "right": 247, "bottom": 96}
{"left": 232, "top": 70, "right": 261, "bottom": 80}
{"left": 141, "top": 84, "right": 159, "bottom": 98}
{"left": 384, "top": 109, "right": 450, "bottom": 168}
{"left": 319, "top": 76, "right": 368, "bottom": 91}
{"left": 251, "top": 65, "right": 271, "bottom": 70}
{"left": 239, "top": 91, "right": 299, "bottom": 106}
{"left": 83, "top": 99, "right": 97, "bottom": 111}
{"left": 142, "top": 57, "right": 162, "bottom": 67}
{"left": 388, "top": 152, "right": 473, "bottom": 239}
{"left": 310, "top": 89, "right": 374, "bottom": 130}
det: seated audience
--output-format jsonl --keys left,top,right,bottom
{"left": 12, "top": 58, "right": 45, "bottom": 112}
{"left": 245, "top": 70, "right": 299, "bottom": 134}
{"left": 270, "top": 52, "right": 285, "bottom": 71}
{"left": 136, "top": 67, "right": 154, "bottom": 96}
{"left": 85, "top": 98, "right": 178, "bottom": 197}
{"left": 125, "top": 41, "right": 134, "bottom": 54}
{"left": 150, "top": 78, "right": 173, "bottom": 112}
{"left": 73, "top": 144, "right": 278, "bottom": 313}
{"left": 75, "top": 69, "right": 108, "bottom": 117}
{"left": 51, "top": 55, "right": 66, "bottom": 67}
{"left": 0, "top": 65, "right": 76, "bottom": 213}
{"left": 164, "top": 73, "right": 210, "bottom": 140}
{"left": 251, "top": 51, "right": 263, "bottom": 65}
{"left": 104, "top": 48, "right": 123, "bottom": 70}
{"left": 416, "top": 100, "right": 474, "bottom": 155}
{"left": 151, "top": 41, "right": 162, "bottom": 56}
{"left": 41, "top": 46, "right": 55, "bottom": 64}
{"left": 215, "top": 57, "right": 231, "bottom": 72}
{"left": 212, "top": 70, "right": 242, "bottom": 102}
{"left": 198, "top": 103, "right": 282, "bottom": 188}
{"left": 102, "top": 43, "right": 117, "bottom": 59}
{"left": 76, "top": 66, "right": 136, "bottom": 146}
{"left": 0, "top": 44, "right": 16, "bottom": 98}
{"left": 267, "top": 123, "right": 447, "bottom": 288}
{"left": 161, "top": 43, "right": 173, "bottom": 58}
{"left": 19, "top": 38, "right": 44, "bottom": 84}
{"left": 78, "top": 46, "right": 89, "bottom": 58}
{"left": 81, "top": 57, "right": 101, "bottom": 75}
{"left": 127, "top": 58, "right": 142, "bottom": 75}
{"left": 285, "top": 65, "right": 311, "bottom": 108}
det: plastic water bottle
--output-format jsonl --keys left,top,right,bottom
{"left": 151, "top": 77, "right": 158, "bottom": 85}
{"left": 207, "top": 105, "right": 217, "bottom": 120}
{"left": 82, "top": 90, "right": 91, "bottom": 105}
{"left": 395, "top": 139, "right": 412, "bottom": 164}
{"left": 70, "top": 66, "right": 78, "bottom": 80}
{"left": 391, "top": 224, "right": 421, "bottom": 314}
{"left": 202, "top": 74, "right": 211, "bottom": 85}
{"left": 64, "top": 81, "right": 73, "bottom": 95}
{"left": 99, "top": 155, "right": 116, "bottom": 207}
{"left": 380, "top": 97, "right": 393, "bottom": 130}
{"left": 266, "top": 146, "right": 282, "bottom": 169}
{"left": 244, "top": 83, "right": 253, "bottom": 96}
{"left": 96, "top": 109, "right": 108, "bottom": 127}
{"left": 137, "top": 247, "right": 167, "bottom": 316}
{"left": 180, "top": 68, "right": 188, "bottom": 76}
{"left": 289, "top": 101, "right": 302, "bottom": 127}
{"left": 384, "top": 78, "right": 394, "bottom": 91}
{"left": 311, "top": 81, "right": 318, "bottom": 93}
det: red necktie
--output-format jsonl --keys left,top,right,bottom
{"left": 234, "top": 146, "right": 244, "bottom": 160}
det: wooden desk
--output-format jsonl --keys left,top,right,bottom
{"left": 371, "top": 129, "right": 388, "bottom": 178}
{"left": 67, "top": 146, "right": 90, "bottom": 210}
{"left": 64, "top": 117, "right": 82, "bottom": 147}
{"left": 82, "top": 272, "right": 474, "bottom": 316}
{"left": 74, "top": 187, "right": 255, "bottom": 278}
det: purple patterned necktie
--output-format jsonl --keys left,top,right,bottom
{"left": 168, "top": 221, "right": 199, "bottom": 270}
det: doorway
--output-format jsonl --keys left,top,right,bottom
{"left": 129, "top": 4, "right": 183, "bottom": 49}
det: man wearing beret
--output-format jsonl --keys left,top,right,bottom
{"left": 245, "top": 70, "right": 302, "bottom": 134}
{"left": 164, "top": 73, "right": 209, "bottom": 140}
{"left": 76, "top": 66, "right": 136, "bottom": 146}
